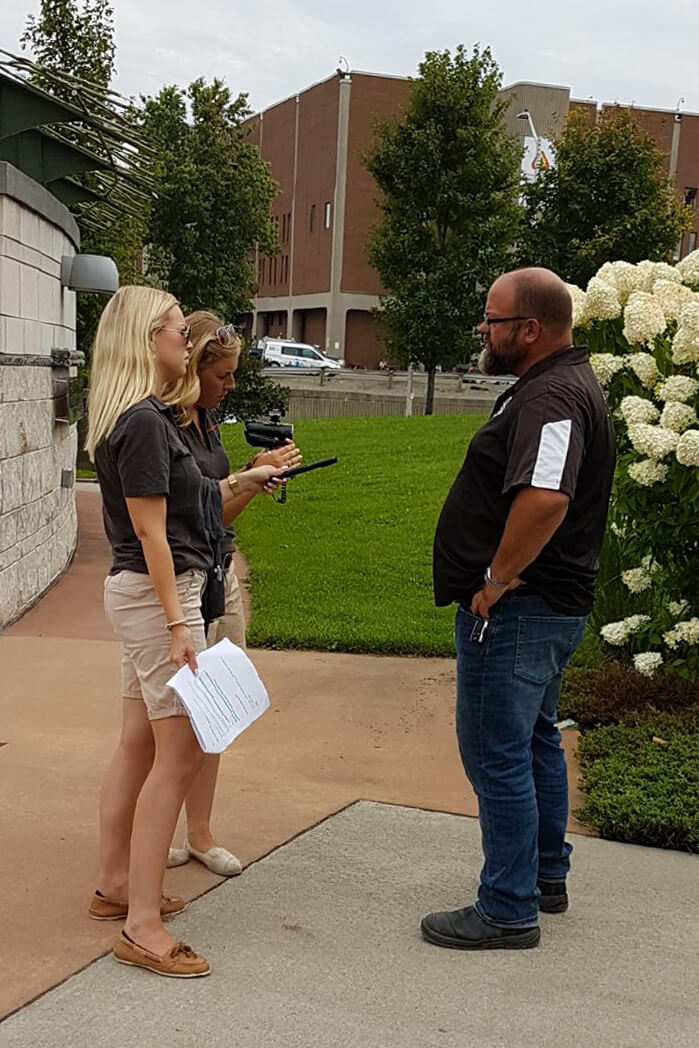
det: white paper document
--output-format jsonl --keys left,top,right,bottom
{"left": 167, "top": 638, "right": 270, "bottom": 753}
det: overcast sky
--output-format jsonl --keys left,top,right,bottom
{"left": 2, "top": 0, "right": 697, "bottom": 116}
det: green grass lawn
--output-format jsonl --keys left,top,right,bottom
{"left": 221, "top": 414, "right": 483, "bottom": 656}
{"left": 221, "top": 413, "right": 603, "bottom": 663}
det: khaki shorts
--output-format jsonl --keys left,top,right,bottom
{"left": 206, "top": 560, "right": 247, "bottom": 650}
{"left": 104, "top": 568, "right": 207, "bottom": 720}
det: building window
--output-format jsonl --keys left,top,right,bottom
{"left": 309, "top": 204, "right": 316, "bottom": 232}
{"left": 673, "top": 236, "right": 682, "bottom": 262}
{"left": 287, "top": 212, "right": 291, "bottom": 241}
{"left": 324, "top": 202, "right": 331, "bottom": 229}
{"left": 689, "top": 231, "right": 697, "bottom": 254}
{"left": 273, "top": 257, "right": 277, "bottom": 284}
{"left": 684, "top": 188, "right": 697, "bottom": 213}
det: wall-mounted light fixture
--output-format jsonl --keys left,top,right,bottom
{"left": 61, "top": 254, "right": 119, "bottom": 294}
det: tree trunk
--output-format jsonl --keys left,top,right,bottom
{"left": 424, "top": 366, "right": 436, "bottom": 416}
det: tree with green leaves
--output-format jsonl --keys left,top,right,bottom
{"left": 517, "top": 108, "right": 691, "bottom": 287}
{"left": 365, "top": 44, "right": 522, "bottom": 413}
{"left": 139, "top": 78, "right": 278, "bottom": 319}
{"left": 21, "top": 0, "right": 115, "bottom": 93}
{"left": 21, "top": 0, "right": 147, "bottom": 350}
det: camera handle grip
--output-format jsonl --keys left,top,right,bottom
{"left": 276, "top": 457, "right": 338, "bottom": 481}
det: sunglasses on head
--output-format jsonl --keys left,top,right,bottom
{"left": 215, "top": 324, "right": 237, "bottom": 342}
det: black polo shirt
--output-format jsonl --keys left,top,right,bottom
{"left": 178, "top": 408, "right": 235, "bottom": 557}
{"left": 94, "top": 396, "right": 212, "bottom": 576}
{"left": 433, "top": 346, "right": 615, "bottom": 616}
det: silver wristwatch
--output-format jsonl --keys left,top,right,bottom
{"left": 484, "top": 565, "right": 510, "bottom": 589}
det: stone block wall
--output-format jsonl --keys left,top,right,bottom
{"left": 0, "top": 165, "right": 80, "bottom": 629}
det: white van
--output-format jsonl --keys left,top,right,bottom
{"left": 255, "top": 339, "right": 343, "bottom": 370}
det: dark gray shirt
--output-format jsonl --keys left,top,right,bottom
{"left": 433, "top": 346, "right": 616, "bottom": 616}
{"left": 178, "top": 409, "right": 235, "bottom": 557}
{"left": 94, "top": 396, "right": 212, "bottom": 576}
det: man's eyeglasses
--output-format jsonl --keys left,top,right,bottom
{"left": 482, "top": 316, "right": 531, "bottom": 326}
{"left": 160, "top": 325, "right": 192, "bottom": 342}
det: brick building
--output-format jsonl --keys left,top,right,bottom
{"left": 245, "top": 72, "right": 699, "bottom": 368}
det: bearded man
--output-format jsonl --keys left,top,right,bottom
{"left": 423, "top": 268, "right": 615, "bottom": 951}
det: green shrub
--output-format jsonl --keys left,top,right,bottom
{"left": 576, "top": 714, "right": 699, "bottom": 852}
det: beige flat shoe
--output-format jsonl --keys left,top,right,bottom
{"left": 167, "top": 847, "right": 190, "bottom": 869}
{"left": 114, "top": 932, "right": 210, "bottom": 978}
{"left": 89, "top": 891, "right": 186, "bottom": 921}
{"left": 185, "top": 839, "right": 242, "bottom": 877}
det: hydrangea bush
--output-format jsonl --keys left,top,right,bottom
{"left": 568, "top": 253, "right": 699, "bottom": 681}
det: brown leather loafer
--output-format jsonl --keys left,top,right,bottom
{"left": 88, "top": 891, "right": 186, "bottom": 921}
{"left": 113, "top": 932, "right": 211, "bottom": 978}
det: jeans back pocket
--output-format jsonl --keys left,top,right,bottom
{"left": 514, "top": 615, "right": 586, "bottom": 686}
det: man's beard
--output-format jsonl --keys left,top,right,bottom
{"left": 478, "top": 330, "right": 527, "bottom": 376}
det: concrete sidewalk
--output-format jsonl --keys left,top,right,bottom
{"left": 1, "top": 486, "right": 631, "bottom": 1034}
{"left": 1, "top": 802, "right": 697, "bottom": 1048}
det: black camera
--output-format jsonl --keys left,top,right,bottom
{"left": 243, "top": 409, "right": 294, "bottom": 451}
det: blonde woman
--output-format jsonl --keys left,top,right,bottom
{"left": 164, "top": 311, "right": 301, "bottom": 877}
{"left": 86, "top": 287, "right": 282, "bottom": 978}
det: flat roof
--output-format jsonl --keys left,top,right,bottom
{"left": 252, "top": 70, "right": 699, "bottom": 123}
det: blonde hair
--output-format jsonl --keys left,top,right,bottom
{"left": 85, "top": 286, "right": 178, "bottom": 459}
{"left": 166, "top": 310, "right": 242, "bottom": 425}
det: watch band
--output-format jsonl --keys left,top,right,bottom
{"left": 484, "top": 565, "right": 510, "bottom": 589}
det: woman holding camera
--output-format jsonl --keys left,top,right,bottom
{"left": 166, "top": 310, "right": 300, "bottom": 877}
{"left": 87, "top": 288, "right": 283, "bottom": 977}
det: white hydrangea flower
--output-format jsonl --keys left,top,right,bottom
{"left": 622, "top": 291, "right": 667, "bottom": 347}
{"left": 647, "top": 262, "right": 682, "bottom": 288}
{"left": 652, "top": 280, "right": 694, "bottom": 323}
{"left": 622, "top": 565, "right": 654, "bottom": 594}
{"left": 589, "top": 353, "right": 624, "bottom": 386}
{"left": 610, "top": 521, "right": 626, "bottom": 537}
{"left": 664, "top": 618, "right": 699, "bottom": 649}
{"left": 626, "top": 352, "right": 660, "bottom": 388}
{"left": 627, "top": 459, "right": 669, "bottom": 486}
{"left": 634, "top": 260, "right": 658, "bottom": 293}
{"left": 677, "top": 298, "right": 699, "bottom": 332}
{"left": 675, "top": 429, "right": 699, "bottom": 466}
{"left": 566, "top": 283, "right": 588, "bottom": 328}
{"left": 667, "top": 599, "right": 689, "bottom": 617}
{"left": 627, "top": 423, "right": 679, "bottom": 459}
{"left": 677, "top": 249, "right": 699, "bottom": 286}
{"left": 600, "top": 622, "right": 630, "bottom": 645}
{"left": 619, "top": 396, "right": 660, "bottom": 425}
{"left": 600, "top": 614, "right": 651, "bottom": 646}
{"left": 671, "top": 326, "right": 699, "bottom": 366}
{"left": 656, "top": 374, "right": 699, "bottom": 403}
{"left": 584, "top": 277, "right": 622, "bottom": 320}
{"left": 633, "top": 651, "right": 663, "bottom": 677}
{"left": 660, "top": 402, "right": 697, "bottom": 433}
{"left": 595, "top": 261, "right": 640, "bottom": 304}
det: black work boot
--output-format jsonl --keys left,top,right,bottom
{"left": 537, "top": 880, "right": 569, "bottom": 914}
{"left": 420, "top": 906, "right": 540, "bottom": 950}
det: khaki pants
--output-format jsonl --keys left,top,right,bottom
{"left": 206, "top": 560, "right": 247, "bottom": 649}
{"left": 104, "top": 568, "right": 207, "bottom": 720}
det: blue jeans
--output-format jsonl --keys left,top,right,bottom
{"left": 455, "top": 593, "right": 587, "bottom": 928}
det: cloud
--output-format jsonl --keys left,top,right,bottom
{"left": 2, "top": 0, "right": 697, "bottom": 115}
